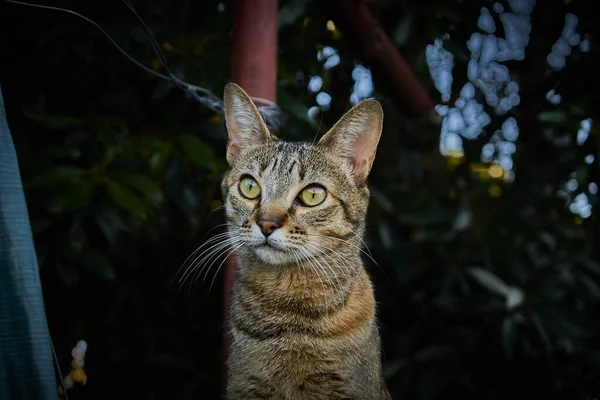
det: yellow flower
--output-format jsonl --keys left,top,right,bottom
{"left": 71, "top": 368, "right": 88, "bottom": 386}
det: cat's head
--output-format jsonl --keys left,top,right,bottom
{"left": 221, "top": 83, "right": 383, "bottom": 265}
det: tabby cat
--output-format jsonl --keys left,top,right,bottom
{"left": 221, "top": 83, "right": 390, "bottom": 400}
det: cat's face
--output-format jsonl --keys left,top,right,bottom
{"left": 221, "top": 84, "right": 383, "bottom": 265}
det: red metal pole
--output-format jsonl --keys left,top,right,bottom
{"left": 222, "top": 0, "right": 279, "bottom": 389}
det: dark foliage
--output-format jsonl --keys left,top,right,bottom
{"left": 1, "top": 0, "right": 600, "bottom": 398}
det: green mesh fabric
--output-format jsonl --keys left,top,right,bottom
{"left": 0, "top": 85, "right": 58, "bottom": 400}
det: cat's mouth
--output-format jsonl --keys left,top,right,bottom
{"left": 252, "top": 239, "right": 296, "bottom": 264}
{"left": 256, "top": 241, "right": 285, "bottom": 252}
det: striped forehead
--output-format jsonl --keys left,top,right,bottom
{"left": 255, "top": 142, "right": 311, "bottom": 200}
{"left": 230, "top": 141, "right": 350, "bottom": 203}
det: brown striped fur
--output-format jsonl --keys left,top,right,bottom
{"left": 221, "top": 83, "right": 390, "bottom": 399}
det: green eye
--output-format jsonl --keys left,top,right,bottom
{"left": 299, "top": 185, "right": 326, "bottom": 207}
{"left": 239, "top": 176, "right": 261, "bottom": 199}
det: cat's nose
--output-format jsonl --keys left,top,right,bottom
{"left": 257, "top": 218, "right": 282, "bottom": 237}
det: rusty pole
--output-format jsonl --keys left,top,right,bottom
{"left": 222, "top": 0, "right": 279, "bottom": 389}
{"left": 321, "top": 0, "right": 434, "bottom": 116}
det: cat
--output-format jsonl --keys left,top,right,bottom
{"left": 221, "top": 83, "right": 391, "bottom": 400}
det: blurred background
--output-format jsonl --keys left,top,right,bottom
{"left": 1, "top": 0, "right": 600, "bottom": 398}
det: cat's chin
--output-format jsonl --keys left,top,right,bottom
{"left": 252, "top": 245, "right": 296, "bottom": 265}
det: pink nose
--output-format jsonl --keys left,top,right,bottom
{"left": 257, "top": 218, "right": 281, "bottom": 237}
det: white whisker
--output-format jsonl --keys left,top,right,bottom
{"left": 194, "top": 238, "right": 243, "bottom": 284}
{"left": 303, "top": 242, "right": 348, "bottom": 303}
{"left": 174, "top": 232, "right": 233, "bottom": 284}
{"left": 304, "top": 232, "right": 379, "bottom": 266}
{"left": 290, "top": 243, "right": 330, "bottom": 311}
{"left": 177, "top": 236, "right": 241, "bottom": 289}
{"left": 207, "top": 242, "right": 246, "bottom": 292}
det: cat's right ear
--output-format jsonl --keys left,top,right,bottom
{"left": 317, "top": 99, "right": 383, "bottom": 185}
{"left": 223, "top": 83, "right": 272, "bottom": 165}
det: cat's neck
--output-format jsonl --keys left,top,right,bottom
{"left": 235, "top": 253, "right": 365, "bottom": 315}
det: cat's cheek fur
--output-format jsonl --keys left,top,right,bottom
{"left": 225, "top": 190, "right": 255, "bottom": 226}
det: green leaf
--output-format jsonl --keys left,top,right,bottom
{"left": 536, "top": 303, "right": 596, "bottom": 339}
{"left": 580, "top": 258, "right": 600, "bottom": 277}
{"left": 94, "top": 210, "right": 127, "bottom": 249}
{"left": 22, "top": 109, "right": 84, "bottom": 129}
{"left": 149, "top": 142, "right": 174, "bottom": 174}
{"left": 537, "top": 110, "right": 567, "bottom": 123}
{"left": 83, "top": 249, "right": 116, "bottom": 280}
{"left": 47, "top": 182, "right": 96, "bottom": 214}
{"left": 47, "top": 145, "right": 82, "bottom": 160}
{"left": 392, "top": 12, "right": 413, "bottom": 46}
{"left": 279, "top": 0, "right": 310, "bottom": 28}
{"left": 91, "top": 115, "right": 129, "bottom": 136}
{"left": 178, "top": 135, "right": 217, "bottom": 170}
{"left": 105, "top": 179, "right": 148, "bottom": 219}
{"left": 466, "top": 266, "right": 511, "bottom": 297}
{"left": 25, "top": 167, "right": 85, "bottom": 188}
{"left": 119, "top": 173, "right": 164, "bottom": 204}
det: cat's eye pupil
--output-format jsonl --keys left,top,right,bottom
{"left": 299, "top": 185, "right": 326, "bottom": 207}
{"left": 239, "top": 176, "right": 261, "bottom": 199}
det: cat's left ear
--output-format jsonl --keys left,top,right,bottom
{"left": 223, "top": 83, "right": 273, "bottom": 165}
{"left": 317, "top": 99, "right": 383, "bottom": 184}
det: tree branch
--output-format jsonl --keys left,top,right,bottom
{"left": 321, "top": 0, "right": 434, "bottom": 116}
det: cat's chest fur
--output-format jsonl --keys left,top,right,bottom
{"left": 226, "top": 267, "right": 389, "bottom": 400}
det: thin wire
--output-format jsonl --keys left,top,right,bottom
{"left": 4, "top": 0, "right": 285, "bottom": 131}
{"left": 51, "top": 338, "right": 68, "bottom": 400}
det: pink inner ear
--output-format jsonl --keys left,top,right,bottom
{"left": 350, "top": 119, "right": 380, "bottom": 168}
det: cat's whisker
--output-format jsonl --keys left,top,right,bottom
{"left": 290, "top": 243, "right": 330, "bottom": 311}
{"left": 174, "top": 232, "right": 233, "bottom": 286}
{"left": 307, "top": 241, "right": 357, "bottom": 278}
{"left": 302, "top": 243, "right": 342, "bottom": 288}
{"left": 348, "top": 230, "right": 375, "bottom": 260}
{"left": 184, "top": 239, "right": 243, "bottom": 293}
{"left": 287, "top": 246, "right": 304, "bottom": 282}
{"left": 303, "top": 242, "right": 347, "bottom": 303}
{"left": 177, "top": 236, "right": 240, "bottom": 289}
{"left": 311, "top": 110, "right": 324, "bottom": 145}
{"left": 177, "top": 233, "right": 235, "bottom": 285}
{"left": 305, "top": 242, "right": 353, "bottom": 288}
{"left": 207, "top": 242, "right": 246, "bottom": 292}
{"left": 201, "top": 205, "right": 226, "bottom": 225}
{"left": 177, "top": 221, "right": 240, "bottom": 280}
{"left": 304, "top": 232, "right": 379, "bottom": 266}
{"left": 194, "top": 238, "right": 244, "bottom": 284}
{"left": 307, "top": 250, "right": 337, "bottom": 297}
{"left": 299, "top": 244, "right": 341, "bottom": 307}
{"left": 203, "top": 222, "right": 240, "bottom": 238}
